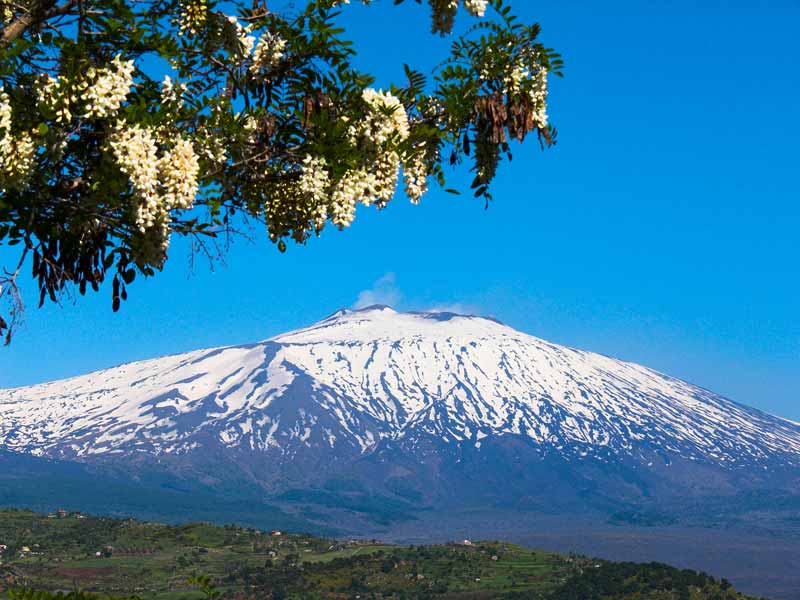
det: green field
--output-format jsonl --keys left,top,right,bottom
{"left": 0, "top": 509, "right": 765, "bottom": 599}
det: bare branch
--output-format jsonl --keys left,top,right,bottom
{"left": 0, "top": 244, "right": 30, "bottom": 345}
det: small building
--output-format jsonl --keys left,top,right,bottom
{"left": 462, "top": 539, "right": 473, "bottom": 546}
{"left": 270, "top": 530, "right": 282, "bottom": 537}
{"left": 0, "top": 545, "right": 7, "bottom": 554}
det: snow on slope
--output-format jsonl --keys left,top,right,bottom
{"left": 1, "top": 305, "right": 799, "bottom": 467}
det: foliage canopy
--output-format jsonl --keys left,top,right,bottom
{"left": 0, "top": 0, "right": 562, "bottom": 341}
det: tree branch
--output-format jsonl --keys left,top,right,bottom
{"left": 0, "top": 243, "right": 31, "bottom": 345}
{"left": 0, "top": 0, "right": 77, "bottom": 48}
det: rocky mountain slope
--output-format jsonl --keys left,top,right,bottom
{"left": 1, "top": 305, "right": 799, "bottom": 521}
{"left": 2, "top": 305, "right": 799, "bottom": 466}
{"left": 3, "top": 305, "right": 799, "bottom": 598}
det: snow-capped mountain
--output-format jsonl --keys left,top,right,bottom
{"left": 3, "top": 305, "right": 799, "bottom": 597}
{"left": 2, "top": 305, "right": 799, "bottom": 467}
{"left": 1, "top": 305, "right": 799, "bottom": 529}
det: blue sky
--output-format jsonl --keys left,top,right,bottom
{"left": 1, "top": 0, "right": 798, "bottom": 420}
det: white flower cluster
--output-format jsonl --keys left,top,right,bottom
{"left": 159, "top": 138, "right": 200, "bottom": 211}
{"left": 527, "top": 66, "right": 548, "bottom": 128}
{"left": 241, "top": 114, "right": 258, "bottom": 144}
{"left": 328, "top": 177, "right": 357, "bottom": 228}
{"left": 36, "top": 74, "right": 74, "bottom": 124}
{"left": 195, "top": 125, "right": 228, "bottom": 165}
{"left": 298, "top": 155, "right": 330, "bottom": 230}
{"left": 179, "top": 0, "right": 207, "bottom": 36}
{"left": 221, "top": 15, "right": 286, "bottom": 75}
{"left": 502, "top": 64, "right": 523, "bottom": 91}
{"left": 81, "top": 54, "right": 135, "bottom": 119}
{"left": 0, "top": 88, "right": 35, "bottom": 190}
{"left": 108, "top": 125, "right": 200, "bottom": 261}
{"left": 486, "top": 52, "right": 549, "bottom": 129}
{"left": 463, "top": 0, "right": 487, "bottom": 17}
{"left": 108, "top": 125, "right": 161, "bottom": 230}
{"left": 310, "top": 158, "right": 396, "bottom": 229}
{"left": 321, "top": 88, "right": 431, "bottom": 227}
{"left": 227, "top": 16, "right": 256, "bottom": 58}
{"left": 263, "top": 87, "right": 428, "bottom": 237}
{"left": 251, "top": 32, "right": 286, "bottom": 75}
{"left": 328, "top": 150, "right": 404, "bottom": 228}
{"left": 502, "top": 63, "right": 548, "bottom": 128}
{"left": 319, "top": 89, "right": 410, "bottom": 228}
{"left": 1, "top": 1, "right": 15, "bottom": 24}
{"left": 403, "top": 144, "right": 428, "bottom": 204}
{"left": 354, "top": 88, "right": 410, "bottom": 145}
{"left": 160, "top": 75, "right": 186, "bottom": 106}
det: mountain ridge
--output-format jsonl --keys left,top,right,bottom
{"left": 2, "top": 305, "right": 799, "bottom": 467}
{"left": 2, "top": 306, "right": 800, "bottom": 598}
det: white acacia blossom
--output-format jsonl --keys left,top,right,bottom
{"left": 160, "top": 75, "right": 186, "bottom": 106}
{"left": 251, "top": 32, "right": 286, "bottom": 74}
{"left": 463, "top": 0, "right": 488, "bottom": 17}
{"left": 298, "top": 155, "right": 331, "bottom": 231}
{"left": 527, "top": 66, "right": 548, "bottom": 128}
{"left": 329, "top": 174, "right": 358, "bottom": 228}
{"left": 178, "top": 0, "right": 207, "bottom": 36}
{"left": 81, "top": 54, "right": 135, "bottom": 119}
{"left": 403, "top": 146, "right": 428, "bottom": 204}
{"left": 298, "top": 155, "right": 329, "bottom": 203}
{"left": 370, "top": 150, "right": 400, "bottom": 206}
{"left": 0, "top": 88, "right": 35, "bottom": 190}
{"left": 264, "top": 155, "right": 333, "bottom": 232}
{"left": 196, "top": 126, "right": 228, "bottom": 165}
{"left": 325, "top": 88, "right": 422, "bottom": 228}
{"left": 109, "top": 126, "right": 200, "bottom": 262}
{"left": 491, "top": 57, "right": 549, "bottom": 128}
{"left": 227, "top": 15, "right": 256, "bottom": 58}
{"left": 328, "top": 153, "right": 401, "bottom": 228}
{"left": 159, "top": 138, "right": 200, "bottom": 211}
{"left": 356, "top": 88, "right": 410, "bottom": 145}
{"left": 36, "top": 74, "right": 73, "bottom": 124}
{"left": 108, "top": 125, "right": 161, "bottom": 231}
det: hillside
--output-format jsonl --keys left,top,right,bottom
{"left": 0, "top": 509, "right": 764, "bottom": 600}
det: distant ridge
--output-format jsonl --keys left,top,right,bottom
{"left": 3, "top": 304, "right": 797, "bottom": 466}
